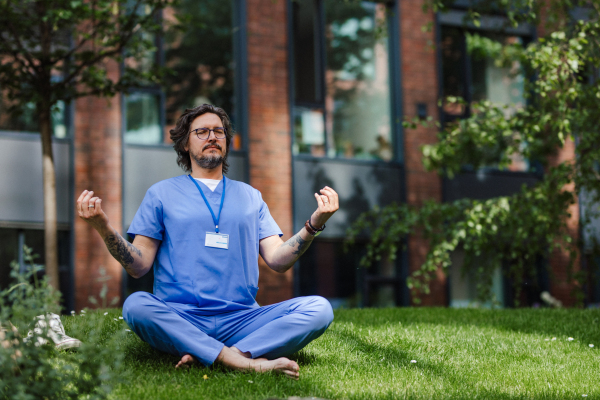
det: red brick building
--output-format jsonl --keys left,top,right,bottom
{"left": 0, "top": 0, "right": 589, "bottom": 311}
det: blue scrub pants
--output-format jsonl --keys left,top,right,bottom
{"left": 122, "top": 293, "right": 334, "bottom": 366}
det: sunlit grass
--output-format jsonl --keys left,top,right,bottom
{"left": 63, "top": 307, "right": 600, "bottom": 399}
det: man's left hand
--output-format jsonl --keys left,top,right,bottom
{"left": 311, "top": 186, "right": 339, "bottom": 228}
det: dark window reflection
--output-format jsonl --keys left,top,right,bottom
{"left": 0, "top": 228, "right": 71, "bottom": 309}
{"left": 0, "top": 99, "right": 68, "bottom": 137}
{"left": 441, "top": 26, "right": 467, "bottom": 117}
{"left": 299, "top": 239, "right": 403, "bottom": 308}
{"left": 124, "top": 92, "right": 162, "bottom": 145}
{"left": 293, "top": 0, "right": 321, "bottom": 104}
{"left": 164, "top": 0, "right": 240, "bottom": 150}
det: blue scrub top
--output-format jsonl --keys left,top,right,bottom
{"left": 127, "top": 175, "right": 283, "bottom": 313}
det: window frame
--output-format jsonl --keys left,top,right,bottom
{"left": 289, "top": 0, "right": 403, "bottom": 165}
{"left": 122, "top": 1, "right": 249, "bottom": 154}
{"left": 436, "top": 8, "right": 537, "bottom": 173}
{"left": 437, "top": 8, "right": 535, "bottom": 122}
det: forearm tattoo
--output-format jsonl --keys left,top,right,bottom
{"left": 285, "top": 233, "right": 313, "bottom": 258}
{"left": 104, "top": 234, "right": 142, "bottom": 274}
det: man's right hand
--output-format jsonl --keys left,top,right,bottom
{"left": 77, "top": 190, "right": 110, "bottom": 234}
{"left": 76, "top": 189, "right": 159, "bottom": 278}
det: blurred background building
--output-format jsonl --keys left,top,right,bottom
{"left": 0, "top": 0, "right": 592, "bottom": 311}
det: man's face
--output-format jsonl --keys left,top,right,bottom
{"left": 185, "top": 113, "right": 227, "bottom": 170}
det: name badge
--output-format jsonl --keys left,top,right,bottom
{"left": 205, "top": 232, "right": 229, "bottom": 249}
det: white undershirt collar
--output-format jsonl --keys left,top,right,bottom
{"left": 194, "top": 178, "right": 221, "bottom": 192}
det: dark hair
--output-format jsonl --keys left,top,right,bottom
{"left": 170, "top": 104, "right": 234, "bottom": 174}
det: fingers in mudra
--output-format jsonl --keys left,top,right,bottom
{"left": 77, "top": 190, "right": 103, "bottom": 220}
{"left": 318, "top": 186, "right": 339, "bottom": 210}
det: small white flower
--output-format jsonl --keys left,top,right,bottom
{"left": 411, "top": 360, "right": 417, "bottom": 363}
{"left": 590, "top": 344, "right": 594, "bottom": 348}
{"left": 551, "top": 337, "right": 557, "bottom": 341}
{"left": 567, "top": 337, "right": 574, "bottom": 341}
{"left": 248, "top": 380, "right": 253, "bottom": 383}
{"left": 582, "top": 395, "right": 587, "bottom": 397}
{"left": 119, "top": 316, "right": 123, "bottom": 320}
{"left": 80, "top": 310, "right": 86, "bottom": 313}
{"left": 114, "top": 318, "right": 118, "bottom": 321}
{"left": 70, "top": 310, "right": 75, "bottom": 315}
{"left": 545, "top": 338, "right": 549, "bottom": 341}
{"left": 104, "top": 312, "right": 108, "bottom": 316}
{"left": 125, "top": 329, "right": 131, "bottom": 332}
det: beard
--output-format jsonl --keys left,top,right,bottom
{"left": 191, "top": 143, "right": 226, "bottom": 170}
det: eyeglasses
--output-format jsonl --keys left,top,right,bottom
{"left": 191, "top": 127, "right": 227, "bottom": 140}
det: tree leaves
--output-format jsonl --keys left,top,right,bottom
{"left": 349, "top": 0, "right": 600, "bottom": 305}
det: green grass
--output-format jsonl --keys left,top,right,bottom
{"left": 63, "top": 308, "right": 600, "bottom": 399}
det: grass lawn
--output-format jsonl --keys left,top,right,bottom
{"left": 63, "top": 307, "right": 600, "bottom": 400}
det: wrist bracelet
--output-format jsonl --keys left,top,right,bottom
{"left": 305, "top": 219, "right": 325, "bottom": 236}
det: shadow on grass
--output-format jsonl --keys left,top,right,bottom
{"left": 288, "top": 349, "right": 319, "bottom": 366}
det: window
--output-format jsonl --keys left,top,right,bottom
{"left": 124, "top": 92, "right": 162, "bottom": 144}
{"left": 0, "top": 98, "right": 68, "bottom": 138}
{"left": 298, "top": 239, "right": 405, "bottom": 308}
{"left": 440, "top": 26, "right": 529, "bottom": 171}
{"left": 124, "top": 0, "right": 241, "bottom": 148}
{"left": 292, "top": 0, "right": 394, "bottom": 161}
{"left": 0, "top": 228, "right": 71, "bottom": 307}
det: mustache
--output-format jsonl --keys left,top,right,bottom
{"left": 202, "top": 143, "right": 222, "bottom": 151}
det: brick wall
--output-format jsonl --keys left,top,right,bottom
{"left": 548, "top": 137, "right": 580, "bottom": 306}
{"left": 73, "top": 61, "right": 123, "bottom": 311}
{"left": 536, "top": 7, "right": 580, "bottom": 307}
{"left": 246, "top": 0, "right": 293, "bottom": 305}
{"left": 399, "top": 1, "right": 445, "bottom": 306}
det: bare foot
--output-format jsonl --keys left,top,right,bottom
{"left": 175, "top": 354, "right": 195, "bottom": 369}
{"left": 216, "top": 347, "right": 300, "bottom": 379}
{"left": 252, "top": 357, "right": 300, "bottom": 379}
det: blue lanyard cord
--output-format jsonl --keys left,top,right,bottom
{"left": 188, "top": 175, "right": 226, "bottom": 233}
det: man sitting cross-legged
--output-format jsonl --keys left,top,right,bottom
{"left": 77, "top": 104, "right": 338, "bottom": 379}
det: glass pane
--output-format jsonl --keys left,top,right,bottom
{"left": 468, "top": 33, "right": 527, "bottom": 171}
{"left": 293, "top": 107, "right": 326, "bottom": 156}
{"left": 293, "top": 0, "right": 321, "bottom": 104}
{"left": 299, "top": 239, "right": 402, "bottom": 308}
{"left": 0, "top": 98, "right": 67, "bottom": 137}
{"left": 0, "top": 228, "right": 18, "bottom": 290}
{"left": 164, "top": 0, "right": 240, "bottom": 149}
{"left": 441, "top": 26, "right": 467, "bottom": 117}
{"left": 124, "top": 92, "right": 162, "bottom": 144}
{"left": 324, "top": 1, "right": 393, "bottom": 161}
{"left": 470, "top": 34, "right": 525, "bottom": 108}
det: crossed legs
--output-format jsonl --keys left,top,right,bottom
{"left": 123, "top": 293, "right": 333, "bottom": 378}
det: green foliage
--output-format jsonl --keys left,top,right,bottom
{"left": 0, "top": 0, "right": 173, "bottom": 115}
{"left": 349, "top": 0, "right": 600, "bottom": 304}
{"left": 0, "top": 247, "right": 126, "bottom": 399}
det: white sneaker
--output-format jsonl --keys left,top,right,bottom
{"left": 24, "top": 313, "right": 82, "bottom": 350}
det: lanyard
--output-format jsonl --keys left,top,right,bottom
{"left": 188, "top": 174, "right": 226, "bottom": 233}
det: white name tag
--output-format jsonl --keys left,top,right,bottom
{"left": 205, "top": 232, "right": 229, "bottom": 249}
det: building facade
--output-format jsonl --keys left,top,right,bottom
{"left": 0, "top": 0, "right": 590, "bottom": 311}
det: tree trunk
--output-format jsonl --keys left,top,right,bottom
{"left": 37, "top": 1, "right": 59, "bottom": 290}
{"left": 39, "top": 102, "right": 59, "bottom": 289}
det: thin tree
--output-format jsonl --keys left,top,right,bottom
{"left": 0, "top": 0, "right": 171, "bottom": 289}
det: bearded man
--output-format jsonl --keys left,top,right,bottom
{"left": 77, "top": 104, "right": 339, "bottom": 379}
